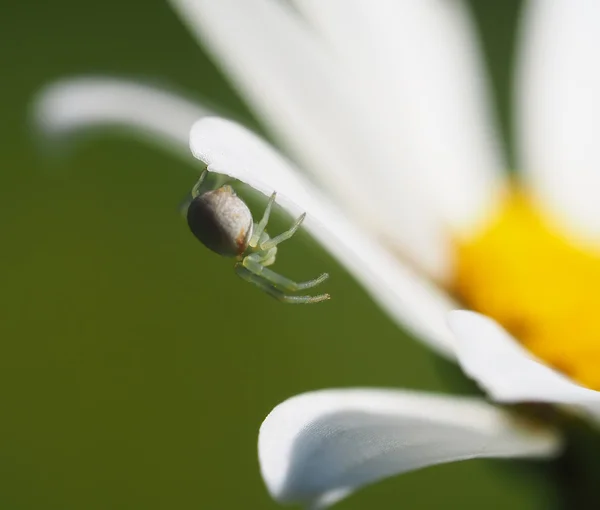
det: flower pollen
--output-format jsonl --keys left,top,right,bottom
{"left": 454, "top": 193, "right": 600, "bottom": 390}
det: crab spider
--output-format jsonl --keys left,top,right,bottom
{"left": 185, "top": 170, "right": 330, "bottom": 304}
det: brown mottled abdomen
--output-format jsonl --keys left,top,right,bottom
{"left": 187, "top": 186, "right": 253, "bottom": 257}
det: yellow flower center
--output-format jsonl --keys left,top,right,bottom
{"left": 454, "top": 193, "right": 600, "bottom": 390}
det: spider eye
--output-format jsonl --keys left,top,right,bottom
{"left": 187, "top": 186, "right": 254, "bottom": 257}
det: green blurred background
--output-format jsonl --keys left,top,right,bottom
{"left": 0, "top": 1, "right": 555, "bottom": 508}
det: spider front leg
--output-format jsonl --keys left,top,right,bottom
{"left": 249, "top": 191, "right": 307, "bottom": 251}
{"left": 235, "top": 265, "right": 330, "bottom": 304}
{"left": 249, "top": 192, "right": 277, "bottom": 248}
{"left": 259, "top": 213, "right": 307, "bottom": 251}
{"left": 242, "top": 252, "right": 329, "bottom": 294}
{"left": 190, "top": 169, "right": 208, "bottom": 198}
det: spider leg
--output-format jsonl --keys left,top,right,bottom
{"left": 259, "top": 213, "right": 306, "bottom": 251}
{"left": 242, "top": 256, "right": 329, "bottom": 292}
{"left": 261, "top": 255, "right": 277, "bottom": 267}
{"left": 190, "top": 169, "right": 208, "bottom": 198}
{"left": 250, "top": 247, "right": 277, "bottom": 267}
{"left": 249, "top": 192, "right": 277, "bottom": 248}
{"left": 235, "top": 265, "right": 330, "bottom": 304}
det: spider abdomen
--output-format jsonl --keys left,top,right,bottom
{"left": 187, "top": 185, "right": 253, "bottom": 257}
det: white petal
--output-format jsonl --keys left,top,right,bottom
{"left": 516, "top": 0, "right": 600, "bottom": 249}
{"left": 259, "top": 388, "right": 561, "bottom": 507}
{"left": 170, "top": 0, "right": 449, "bottom": 279}
{"left": 292, "top": 0, "right": 507, "bottom": 237}
{"left": 33, "top": 76, "right": 210, "bottom": 156}
{"left": 190, "top": 117, "right": 457, "bottom": 357}
{"left": 449, "top": 311, "right": 600, "bottom": 414}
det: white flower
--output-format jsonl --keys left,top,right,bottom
{"left": 33, "top": 0, "right": 600, "bottom": 508}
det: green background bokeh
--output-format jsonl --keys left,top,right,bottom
{"left": 1, "top": 1, "right": 554, "bottom": 508}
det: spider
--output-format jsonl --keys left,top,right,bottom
{"left": 185, "top": 170, "right": 330, "bottom": 304}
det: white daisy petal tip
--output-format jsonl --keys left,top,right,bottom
{"left": 189, "top": 116, "right": 289, "bottom": 198}
{"left": 448, "top": 310, "right": 600, "bottom": 411}
{"left": 258, "top": 388, "right": 561, "bottom": 507}
{"left": 31, "top": 76, "right": 210, "bottom": 153}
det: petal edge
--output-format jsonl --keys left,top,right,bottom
{"left": 449, "top": 310, "right": 600, "bottom": 413}
{"left": 33, "top": 76, "right": 211, "bottom": 156}
{"left": 259, "top": 388, "right": 561, "bottom": 507}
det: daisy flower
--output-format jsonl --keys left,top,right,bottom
{"left": 34, "top": 0, "right": 600, "bottom": 508}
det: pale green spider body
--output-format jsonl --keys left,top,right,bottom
{"left": 186, "top": 171, "right": 330, "bottom": 304}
